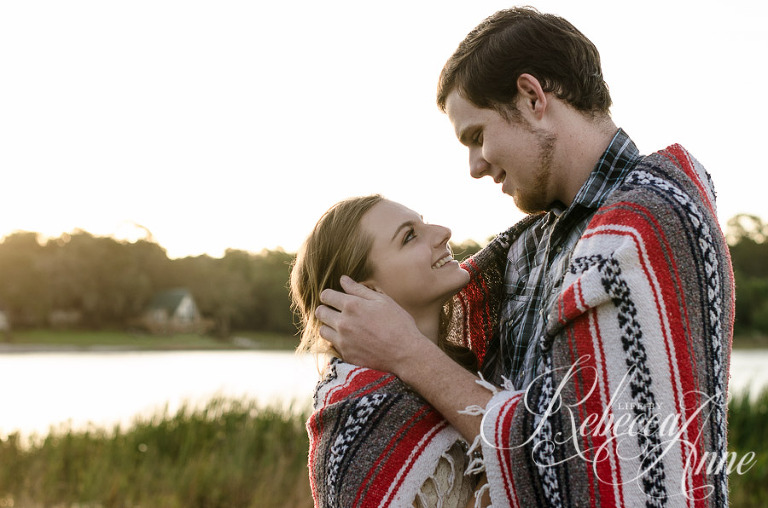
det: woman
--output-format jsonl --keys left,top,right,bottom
{"left": 291, "top": 195, "right": 518, "bottom": 508}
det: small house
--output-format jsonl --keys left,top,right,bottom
{"left": 142, "top": 288, "right": 204, "bottom": 334}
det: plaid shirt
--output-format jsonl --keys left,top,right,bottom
{"left": 484, "top": 129, "right": 642, "bottom": 389}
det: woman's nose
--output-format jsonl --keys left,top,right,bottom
{"left": 431, "top": 224, "right": 452, "bottom": 247}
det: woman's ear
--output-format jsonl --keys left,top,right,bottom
{"left": 360, "top": 280, "right": 384, "bottom": 293}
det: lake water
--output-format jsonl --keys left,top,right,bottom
{"left": 1, "top": 349, "right": 766, "bottom": 438}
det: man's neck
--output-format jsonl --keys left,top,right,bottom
{"left": 553, "top": 114, "right": 618, "bottom": 207}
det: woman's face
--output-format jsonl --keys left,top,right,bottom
{"left": 360, "top": 200, "right": 470, "bottom": 315}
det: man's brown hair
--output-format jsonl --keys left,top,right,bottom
{"left": 437, "top": 7, "right": 611, "bottom": 116}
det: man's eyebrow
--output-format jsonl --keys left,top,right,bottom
{"left": 457, "top": 124, "right": 479, "bottom": 146}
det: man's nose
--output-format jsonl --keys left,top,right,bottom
{"left": 469, "top": 147, "right": 490, "bottom": 179}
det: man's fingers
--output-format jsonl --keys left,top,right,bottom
{"left": 319, "top": 277, "right": 383, "bottom": 310}
{"left": 340, "top": 275, "right": 383, "bottom": 299}
{"left": 314, "top": 304, "right": 340, "bottom": 329}
{"left": 319, "top": 287, "right": 350, "bottom": 310}
{"left": 318, "top": 324, "right": 338, "bottom": 345}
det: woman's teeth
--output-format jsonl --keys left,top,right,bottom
{"left": 432, "top": 255, "right": 453, "bottom": 269}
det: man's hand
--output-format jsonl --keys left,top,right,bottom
{"left": 317, "top": 275, "right": 493, "bottom": 442}
{"left": 314, "top": 275, "right": 426, "bottom": 374}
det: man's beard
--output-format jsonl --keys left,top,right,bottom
{"left": 513, "top": 127, "right": 557, "bottom": 214}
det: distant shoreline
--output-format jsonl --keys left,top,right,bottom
{"left": 0, "top": 329, "right": 764, "bottom": 353}
{"left": 0, "top": 343, "right": 250, "bottom": 354}
{"left": 0, "top": 330, "right": 298, "bottom": 353}
{"left": 0, "top": 341, "right": 764, "bottom": 354}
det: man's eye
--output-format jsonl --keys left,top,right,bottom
{"left": 473, "top": 132, "right": 483, "bottom": 145}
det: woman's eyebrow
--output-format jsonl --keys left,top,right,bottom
{"left": 391, "top": 221, "right": 415, "bottom": 242}
{"left": 390, "top": 216, "right": 423, "bottom": 242}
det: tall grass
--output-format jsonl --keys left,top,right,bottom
{"left": 0, "top": 388, "right": 765, "bottom": 507}
{"left": 0, "top": 399, "right": 312, "bottom": 508}
{"left": 728, "top": 387, "right": 768, "bottom": 507}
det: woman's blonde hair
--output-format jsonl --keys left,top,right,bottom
{"left": 290, "top": 195, "right": 385, "bottom": 356}
{"left": 290, "top": 194, "right": 478, "bottom": 372}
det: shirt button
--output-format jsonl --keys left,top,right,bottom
{"left": 555, "top": 246, "right": 563, "bottom": 253}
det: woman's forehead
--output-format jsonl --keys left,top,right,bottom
{"left": 363, "top": 200, "right": 422, "bottom": 235}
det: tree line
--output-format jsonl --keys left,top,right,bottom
{"left": 0, "top": 214, "right": 765, "bottom": 341}
{"left": 0, "top": 230, "right": 296, "bottom": 338}
{"left": 727, "top": 214, "right": 768, "bottom": 337}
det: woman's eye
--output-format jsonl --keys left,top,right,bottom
{"left": 473, "top": 132, "right": 483, "bottom": 145}
{"left": 403, "top": 229, "right": 416, "bottom": 244}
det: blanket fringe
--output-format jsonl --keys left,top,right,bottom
{"left": 415, "top": 448, "right": 462, "bottom": 508}
{"left": 459, "top": 373, "right": 514, "bottom": 507}
{"left": 473, "top": 482, "right": 491, "bottom": 508}
{"left": 458, "top": 405, "right": 485, "bottom": 417}
{"left": 473, "top": 372, "right": 500, "bottom": 394}
{"left": 499, "top": 375, "right": 516, "bottom": 392}
{"left": 442, "top": 449, "right": 457, "bottom": 494}
{"left": 416, "top": 489, "right": 429, "bottom": 508}
{"left": 464, "top": 434, "right": 485, "bottom": 476}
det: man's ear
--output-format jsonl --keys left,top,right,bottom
{"left": 516, "top": 73, "right": 547, "bottom": 120}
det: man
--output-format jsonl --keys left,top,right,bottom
{"left": 316, "top": 7, "right": 734, "bottom": 507}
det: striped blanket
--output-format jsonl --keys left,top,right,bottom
{"left": 308, "top": 359, "right": 469, "bottom": 507}
{"left": 466, "top": 145, "right": 735, "bottom": 507}
{"left": 307, "top": 144, "right": 734, "bottom": 507}
{"left": 306, "top": 225, "right": 517, "bottom": 507}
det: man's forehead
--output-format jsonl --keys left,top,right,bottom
{"left": 445, "top": 91, "right": 480, "bottom": 137}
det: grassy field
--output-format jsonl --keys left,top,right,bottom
{"left": 0, "top": 331, "right": 765, "bottom": 505}
{"left": 0, "top": 390, "right": 765, "bottom": 507}
{"left": 727, "top": 388, "right": 768, "bottom": 507}
{"left": 0, "top": 399, "right": 313, "bottom": 508}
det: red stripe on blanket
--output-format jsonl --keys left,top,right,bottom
{"left": 585, "top": 203, "right": 708, "bottom": 499}
{"left": 327, "top": 366, "right": 396, "bottom": 405}
{"left": 565, "top": 308, "right": 624, "bottom": 507}
{"left": 354, "top": 405, "right": 447, "bottom": 507}
{"left": 557, "top": 278, "right": 587, "bottom": 326}
{"left": 308, "top": 365, "right": 399, "bottom": 505}
{"left": 658, "top": 145, "right": 716, "bottom": 217}
{"left": 591, "top": 308, "right": 627, "bottom": 508}
{"left": 459, "top": 258, "right": 492, "bottom": 365}
{"left": 495, "top": 394, "right": 523, "bottom": 508}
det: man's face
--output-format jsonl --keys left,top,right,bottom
{"left": 445, "top": 90, "right": 556, "bottom": 213}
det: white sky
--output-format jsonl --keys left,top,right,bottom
{"left": 1, "top": 0, "right": 766, "bottom": 258}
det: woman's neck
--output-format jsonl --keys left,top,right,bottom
{"left": 409, "top": 303, "right": 443, "bottom": 345}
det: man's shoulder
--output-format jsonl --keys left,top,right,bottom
{"left": 601, "top": 144, "right": 717, "bottom": 216}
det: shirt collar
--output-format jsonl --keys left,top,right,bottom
{"left": 570, "top": 128, "right": 641, "bottom": 211}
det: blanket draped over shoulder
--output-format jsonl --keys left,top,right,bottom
{"left": 307, "top": 144, "right": 734, "bottom": 508}
{"left": 306, "top": 221, "right": 524, "bottom": 508}
{"left": 308, "top": 360, "right": 463, "bottom": 507}
{"left": 452, "top": 145, "right": 735, "bottom": 508}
